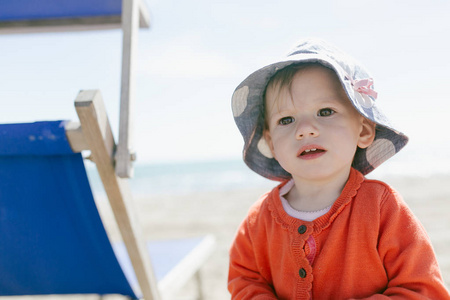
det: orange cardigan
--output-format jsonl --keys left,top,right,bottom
{"left": 228, "top": 168, "right": 450, "bottom": 299}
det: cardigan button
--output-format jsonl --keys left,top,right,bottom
{"left": 299, "top": 268, "right": 307, "bottom": 278}
{"left": 297, "top": 225, "right": 307, "bottom": 234}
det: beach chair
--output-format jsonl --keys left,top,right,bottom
{"left": 1, "top": 2, "right": 215, "bottom": 298}
{"left": 0, "top": 90, "right": 215, "bottom": 300}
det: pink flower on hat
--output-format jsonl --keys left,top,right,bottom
{"left": 345, "top": 74, "right": 378, "bottom": 99}
{"left": 352, "top": 78, "right": 378, "bottom": 99}
{"left": 345, "top": 74, "right": 377, "bottom": 108}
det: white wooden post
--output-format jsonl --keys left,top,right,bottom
{"left": 116, "top": 0, "right": 140, "bottom": 178}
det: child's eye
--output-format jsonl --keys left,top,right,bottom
{"left": 278, "top": 117, "right": 294, "bottom": 125}
{"left": 317, "top": 108, "right": 335, "bottom": 117}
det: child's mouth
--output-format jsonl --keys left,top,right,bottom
{"left": 297, "top": 146, "right": 326, "bottom": 159}
{"left": 300, "top": 148, "right": 325, "bottom": 156}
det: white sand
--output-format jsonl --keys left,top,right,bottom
{"left": 130, "top": 173, "right": 450, "bottom": 299}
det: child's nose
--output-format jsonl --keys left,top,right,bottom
{"left": 296, "top": 119, "right": 319, "bottom": 140}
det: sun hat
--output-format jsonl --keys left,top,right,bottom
{"left": 231, "top": 38, "right": 408, "bottom": 181}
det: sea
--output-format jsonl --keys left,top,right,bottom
{"left": 85, "top": 159, "right": 274, "bottom": 199}
{"left": 85, "top": 150, "right": 450, "bottom": 199}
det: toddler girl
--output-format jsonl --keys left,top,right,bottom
{"left": 229, "top": 38, "right": 450, "bottom": 299}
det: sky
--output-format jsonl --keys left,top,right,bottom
{"left": 1, "top": 0, "right": 450, "bottom": 169}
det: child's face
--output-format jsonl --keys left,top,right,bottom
{"left": 264, "top": 65, "right": 375, "bottom": 182}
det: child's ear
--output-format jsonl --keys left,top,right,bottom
{"left": 263, "top": 130, "right": 276, "bottom": 159}
{"left": 357, "top": 118, "right": 376, "bottom": 149}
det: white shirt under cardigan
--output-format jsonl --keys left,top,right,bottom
{"left": 280, "top": 179, "right": 332, "bottom": 221}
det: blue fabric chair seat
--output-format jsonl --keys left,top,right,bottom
{"left": 0, "top": 121, "right": 213, "bottom": 298}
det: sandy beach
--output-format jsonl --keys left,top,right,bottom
{"left": 3, "top": 173, "right": 450, "bottom": 300}
{"left": 132, "top": 173, "right": 450, "bottom": 299}
{"left": 134, "top": 173, "right": 450, "bottom": 299}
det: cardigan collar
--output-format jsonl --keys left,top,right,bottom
{"left": 267, "top": 168, "right": 365, "bottom": 234}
